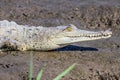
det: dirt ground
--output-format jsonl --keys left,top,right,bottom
{"left": 0, "top": 0, "right": 120, "bottom": 80}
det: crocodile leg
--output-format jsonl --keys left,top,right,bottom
{"left": 0, "top": 37, "right": 27, "bottom": 51}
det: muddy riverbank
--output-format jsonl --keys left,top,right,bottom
{"left": 0, "top": 0, "right": 120, "bottom": 80}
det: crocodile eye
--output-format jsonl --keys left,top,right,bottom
{"left": 63, "top": 26, "right": 73, "bottom": 32}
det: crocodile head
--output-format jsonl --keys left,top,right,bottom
{"left": 50, "top": 24, "right": 112, "bottom": 48}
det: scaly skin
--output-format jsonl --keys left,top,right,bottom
{"left": 0, "top": 20, "right": 112, "bottom": 51}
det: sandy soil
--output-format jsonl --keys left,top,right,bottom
{"left": 0, "top": 0, "right": 120, "bottom": 80}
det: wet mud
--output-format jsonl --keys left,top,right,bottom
{"left": 0, "top": 0, "right": 120, "bottom": 80}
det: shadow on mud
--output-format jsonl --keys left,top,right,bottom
{"left": 0, "top": 45, "right": 98, "bottom": 52}
{"left": 54, "top": 45, "right": 98, "bottom": 51}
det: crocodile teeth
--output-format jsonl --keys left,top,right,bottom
{"left": 67, "top": 31, "right": 111, "bottom": 38}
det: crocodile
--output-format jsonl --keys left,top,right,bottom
{"left": 0, "top": 20, "right": 112, "bottom": 51}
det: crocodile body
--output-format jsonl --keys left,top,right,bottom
{"left": 0, "top": 20, "right": 112, "bottom": 51}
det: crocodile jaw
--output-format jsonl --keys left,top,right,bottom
{"left": 53, "top": 29, "right": 112, "bottom": 45}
